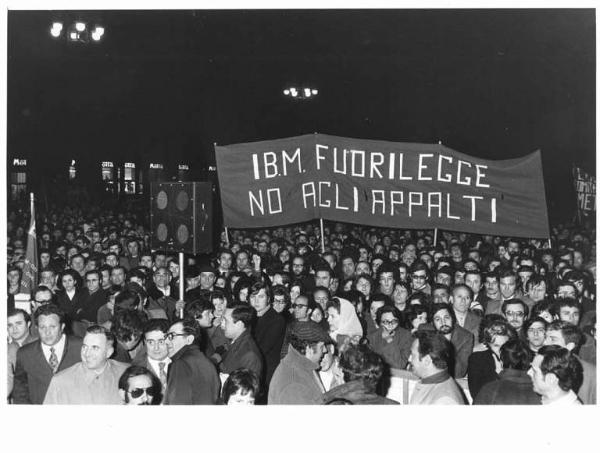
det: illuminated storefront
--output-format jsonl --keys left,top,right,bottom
{"left": 101, "top": 161, "right": 116, "bottom": 194}
{"left": 178, "top": 163, "right": 190, "bottom": 181}
{"left": 10, "top": 158, "right": 28, "bottom": 201}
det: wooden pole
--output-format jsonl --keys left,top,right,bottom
{"left": 224, "top": 226, "right": 230, "bottom": 248}
{"left": 178, "top": 252, "right": 185, "bottom": 319}
{"left": 320, "top": 218, "right": 325, "bottom": 254}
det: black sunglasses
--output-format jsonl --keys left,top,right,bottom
{"left": 128, "top": 387, "right": 157, "bottom": 398}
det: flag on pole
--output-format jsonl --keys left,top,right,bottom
{"left": 20, "top": 193, "right": 38, "bottom": 295}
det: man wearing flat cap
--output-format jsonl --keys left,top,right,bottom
{"left": 184, "top": 264, "right": 217, "bottom": 302}
{"left": 268, "top": 321, "right": 330, "bottom": 405}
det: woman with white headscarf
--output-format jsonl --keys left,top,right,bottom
{"left": 326, "top": 297, "right": 364, "bottom": 347}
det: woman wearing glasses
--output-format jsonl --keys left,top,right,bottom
{"left": 367, "top": 305, "right": 412, "bottom": 371}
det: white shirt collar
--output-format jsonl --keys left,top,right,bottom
{"left": 41, "top": 334, "right": 67, "bottom": 363}
{"left": 543, "top": 390, "right": 581, "bottom": 405}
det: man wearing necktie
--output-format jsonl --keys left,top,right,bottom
{"left": 12, "top": 304, "right": 82, "bottom": 404}
{"left": 132, "top": 318, "right": 171, "bottom": 399}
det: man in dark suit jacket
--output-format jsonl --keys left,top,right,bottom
{"left": 249, "top": 282, "right": 286, "bottom": 388}
{"left": 163, "top": 318, "right": 220, "bottom": 405}
{"left": 450, "top": 284, "right": 482, "bottom": 342}
{"left": 220, "top": 305, "right": 263, "bottom": 381}
{"left": 12, "top": 304, "right": 83, "bottom": 404}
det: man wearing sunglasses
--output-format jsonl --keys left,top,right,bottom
{"left": 118, "top": 365, "right": 161, "bottom": 405}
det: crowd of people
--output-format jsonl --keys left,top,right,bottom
{"left": 6, "top": 198, "right": 597, "bottom": 405}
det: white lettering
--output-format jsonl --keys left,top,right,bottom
{"left": 267, "top": 188, "right": 282, "bottom": 214}
{"left": 370, "top": 152, "right": 385, "bottom": 178}
{"left": 437, "top": 155, "right": 453, "bottom": 182}
{"left": 408, "top": 192, "right": 423, "bottom": 217}
{"left": 456, "top": 160, "right": 472, "bottom": 185}
{"left": 263, "top": 152, "right": 278, "bottom": 178}
{"left": 372, "top": 190, "right": 386, "bottom": 215}
{"left": 475, "top": 164, "right": 490, "bottom": 188}
{"left": 282, "top": 148, "right": 302, "bottom": 176}
{"left": 428, "top": 192, "right": 442, "bottom": 217}
{"left": 335, "top": 183, "right": 349, "bottom": 210}
{"left": 315, "top": 144, "right": 327, "bottom": 170}
{"left": 249, "top": 190, "right": 264, "bottom": 216}
{"left": 418, "top": 154, "right": 433, "bottom": 181}
{"left": 318, "top": 181, "right": 331, "bottom": 208}
{"left": 463, "top": 195, "right": 484, "bottom": 221}
{"left": 302, "top": 182, "right": 316, "bottom": 209}
{"left": 350, "top": 149, "right": 366, "bottom": 177}
{"left": 446, "top": 193, "right": 460, "bottom": 219}
{"left": 390, "top": 191, "right": 404, "bottom": 215}
{"left": 398, "top": 153, "right": 412, "bottom": 180}
{"left": 252, "top": 154, "right": 260, "bottom": 180}
{"left": 333, "top": 147, "right": 347, "bottom": 174}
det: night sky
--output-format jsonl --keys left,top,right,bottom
{"left": 7, "top": 9, "right": 596, "bottom": 221}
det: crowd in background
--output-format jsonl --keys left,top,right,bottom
{"left": 6, "top": 198, "right": 596, "bottom": 405}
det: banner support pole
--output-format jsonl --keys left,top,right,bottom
{"left": 548, "top": 238, "right": 552, "bottom": 250}
{"left": 320, "top": 218, "right": 325, "bottom": 254}
{"left": 433, "top": 228, "right": 438, "bottom": 247}
{"left": 179, "top": 252, "right": 185, "bottom": 319}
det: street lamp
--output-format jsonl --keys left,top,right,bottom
{"left": 50, "top": 20, "right": 105, "bottom": 43}
{"left": 283, "top": 85, "right": 318, "bottom": 100}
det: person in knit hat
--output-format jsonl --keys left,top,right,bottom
{"left": 268, "top": 321, "right": 331, "bottom": 405}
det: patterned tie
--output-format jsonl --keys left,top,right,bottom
{"left": 158, "top": 361, "right": 168, "bottom": 389}
{"left": 49, "top": 347, "right": 59, "bottom": 373}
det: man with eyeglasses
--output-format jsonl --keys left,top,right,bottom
{"left": 291, "top": 294, "right": 314, "bottom": 322}
{"left": 410, "top": 262, "right": 431, "bottom": 295}
{"left": 132, "top": 319, "right": 171, "bottom": 395}
{"left": 118, "top": 365, "right": 161, "bottom": 405}
{"left": 146, "top": 267, "right": 178, "bottom": 321}
{"left": 163, "top": 318, "right": 220, "bottom": 405}
{"left": 501, "top": 299, "right": 529, "bottom": 336}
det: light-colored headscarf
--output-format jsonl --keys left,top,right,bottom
{"left": 329, "top": 297, "right": 363, "bottom": 341}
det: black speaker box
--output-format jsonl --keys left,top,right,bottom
{"left": 150, "top": 182, "right": 213, "bottom": 254}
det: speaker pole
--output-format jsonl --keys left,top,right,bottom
{"left": 224, "top": 226, "right": 230, "bottom": 248}
{"left": 178, "top": 252, "right": 185, "bottom": 319}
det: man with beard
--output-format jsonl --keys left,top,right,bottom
{"left": 118, "top": 365, "right": 161, "bottom": 405}
{"left": 429, "top": 303, "right": 474, "bottom": 379}
{"left": 501, "top": 299, "right": 529, "bottom": 337}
